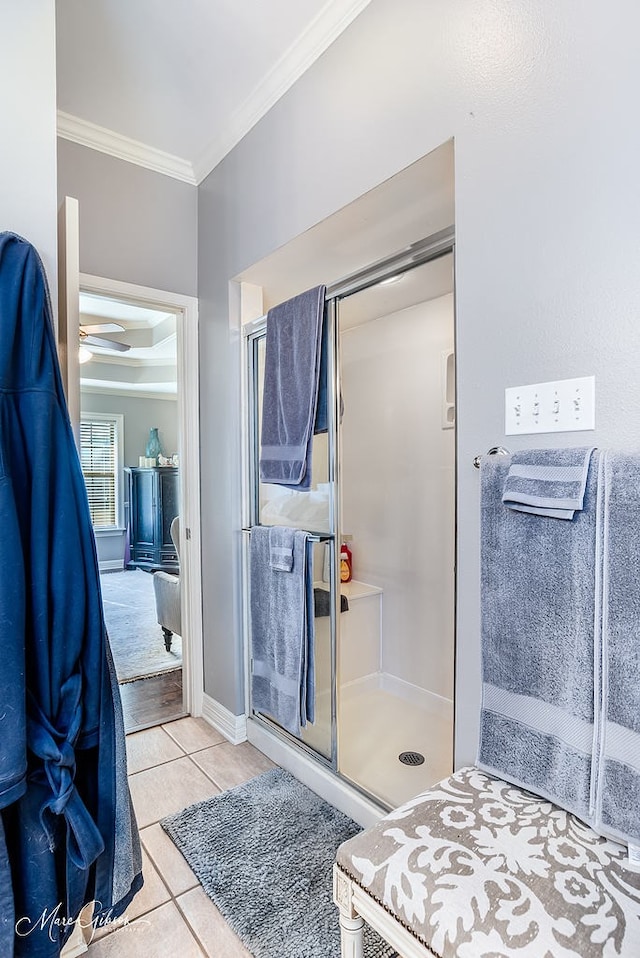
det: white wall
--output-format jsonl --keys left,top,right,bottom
{"left": 198, "top": 0, "right": 640, "bottom": 770}
{"left": 340, "top": 294, "right": 455, "bottom": 701}
{"left": 1, "top": 3, "right": 57, "bottom": 296}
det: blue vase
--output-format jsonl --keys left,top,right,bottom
{"left": 145, "top": 427, "right": 162, "bottom": 459}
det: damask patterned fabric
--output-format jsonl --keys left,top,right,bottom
{"left": 336, "top": 767, "right": 640, "bottom": 957}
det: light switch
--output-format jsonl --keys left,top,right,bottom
{"left": 505, "top": 376, "right": 595, "bottom": 435}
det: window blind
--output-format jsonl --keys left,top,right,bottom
{"left": 80, "top": 418, "right": 118, "bottom": 528}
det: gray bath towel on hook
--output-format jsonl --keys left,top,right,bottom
{"left": 478, "top": 449, "right": 600, "bottom": 822}
{"left": 259, "top": 285, "right": 326, "bottom": 490}
{"left": 250, "top": 526, "right": 315, "bottom": 736}
{"left": 480, "top": 446, "right": 640, "bottom": 849}
{"left": 502, "top": 446, "right": 595, "bottom": 519}
{"left": 596, "top": 452, "right": 640, "bottom": 846}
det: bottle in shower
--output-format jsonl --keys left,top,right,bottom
{"left": 340, "top": 538, "right": 352, "bottom": 583}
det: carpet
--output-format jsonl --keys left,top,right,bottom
{"left": 100, "top": 569, "right": 182, "bottom": 683}
{"left": 161, "top": 768, "right": 395, "bottom": 958}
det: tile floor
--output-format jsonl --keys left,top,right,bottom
{"left": 85, "top": 717, "right": 274, "bottom": 957}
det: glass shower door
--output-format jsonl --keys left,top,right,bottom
{"left": 245, "top": 323, "right": 337, "bottom": 765}
{"left": 335, "top": 254, "right": 456, "bottom": 808}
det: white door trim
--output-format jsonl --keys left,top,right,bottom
{"left": 57, "top": 196, "right": 81, "bottom": 448}
{"left": 79, "top": 273, "right": 203, "bottom": 717}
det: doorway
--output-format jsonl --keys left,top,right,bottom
{"left": 78, "top": 274, "right": 203, "bottom": 731}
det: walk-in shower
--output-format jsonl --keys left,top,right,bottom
{"left": 243, "top": 230, "right": 456, "bottom": 810}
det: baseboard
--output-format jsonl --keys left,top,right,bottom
{"left": 99, "top": 559, "right": 125, "bottom": 573}
{"left": 201, "top": 693, "right": 247, "bottom": 745}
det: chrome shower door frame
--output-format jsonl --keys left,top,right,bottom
{"left": 241, "top": 305, "right": 340, "bottom": 770}
{"left": 241, "top": 223, "right": 456, "bottom": 801}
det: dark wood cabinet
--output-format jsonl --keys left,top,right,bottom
{"left": 126, "top": 467, "right": 179, "bottom": 572}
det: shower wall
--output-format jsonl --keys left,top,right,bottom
{"left": 340, "top": 292, "right": 455, "bottom": 704}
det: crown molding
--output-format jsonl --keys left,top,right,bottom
{"left": 192, "top": 0, "right": 374, "bottom": 183}
{"left": 57, "top": 111, "right": 197, "bottom": 185}
{"left": 80, "top": 383, "right": 178, "bottom": 401}
{"left": 58, "top": 0, "right": 372, "bottom": 186}
{"left": 86, "top": 353, "right": 177, "bottom": 369}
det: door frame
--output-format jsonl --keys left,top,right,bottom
{"left": 79, "top": 272, "right": 203, "bottom": 718}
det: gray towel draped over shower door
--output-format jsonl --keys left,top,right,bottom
{"left": 250, "top": 526, "right": 315, "bottom": 736}
{"left": 259, "top": 285, "right": 326, "bottom": 490}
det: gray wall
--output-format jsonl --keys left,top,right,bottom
{"left": 1, "top": 3, "right": 57, "bottom": 295}
{"left": 57, "top": 139, "right": 198, "bottom": 297}
{"left": 81, "top": 391, "right": 178, "bottom": 467}
{"left": 198, "top": 0, "right": 640, "bottom": 766}
{"left": 82, "top": 391, "right": 178, "bottom": 568}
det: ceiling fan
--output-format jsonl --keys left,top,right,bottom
{"left": 79, "top": 321, "right": 131, "bottom": 358}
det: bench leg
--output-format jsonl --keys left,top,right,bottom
{"left": 162, "top": 627, "right": 173, "bottom": 651}
{"left": 334, "top": 865, "right": 364, "bottom": 958}
{"left": 60, "top": 921, "right": 88, "bottom": 957}
{"left": 339, "top": 913, "right": 364, "bottom": 958}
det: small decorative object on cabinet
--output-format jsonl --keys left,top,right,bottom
{"left": 125, "top": 466, "right": 179, "bottom": 572}
{"left": 145, "top": 426, "right": 163, "bottom": 460}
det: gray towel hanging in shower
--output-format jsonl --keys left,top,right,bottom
{"left": 259, "top": 285, "right": 326, "bottom": 490}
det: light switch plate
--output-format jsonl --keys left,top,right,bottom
{"left": 505, "top": 376, "right": 595, "bottom": 435}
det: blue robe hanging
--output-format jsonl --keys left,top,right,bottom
{"left": 0, "top": 232, "right": 143, "bottom": 957}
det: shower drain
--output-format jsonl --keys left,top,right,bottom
{"left": 399, "top": 751, "right": 425, "bottom": 767}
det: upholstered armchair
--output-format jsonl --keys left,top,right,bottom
{"left": 153, "top": 516, "right": 181, "bottom": 651}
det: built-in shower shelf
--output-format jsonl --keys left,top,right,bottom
{"left": 312, "top": 579, "right": 382, "bottom": 601}
{"left": 337, "top": 581, "right": 383, "bottom": 687}
{"left": 340, "top": 579, "right": 383, "bottom": 600}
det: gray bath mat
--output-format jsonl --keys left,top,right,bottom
{"left": 161, "top": 767, "right": 395, "bottom": 958}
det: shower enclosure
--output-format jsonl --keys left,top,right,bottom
{"left": 243, "top": 229, "right": 456, "bottom": 810}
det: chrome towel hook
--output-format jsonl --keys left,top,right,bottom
{"left": 473, "top": 446, "right": 511, "bottom": 469}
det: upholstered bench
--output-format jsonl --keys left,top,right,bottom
{"left": 334, "top": 767, "right": 640, "bottom": 957}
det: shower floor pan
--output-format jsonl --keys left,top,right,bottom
{"left": 339, "top": 680, "right": 453, "bottom": 809}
